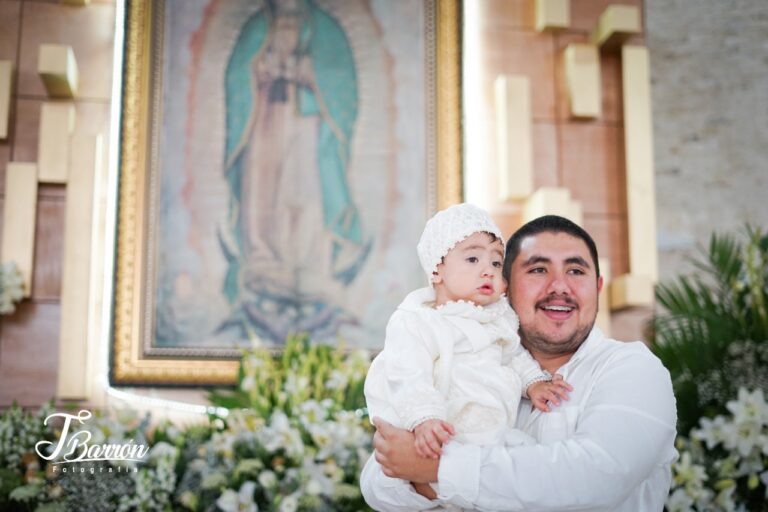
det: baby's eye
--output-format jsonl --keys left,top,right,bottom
{"left": 492, "top": 261, "right": 502, "bottom": 268}
{"left": 467, "top": 256, "right": 478, "bottom": 263}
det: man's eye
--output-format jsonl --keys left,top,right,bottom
{"left": 467, "top": 257, "right": 478, "bottom": 263}
{"left": 568, "top": 268, "right": 586, "bottom": 275}
{"left": 529, "top": 267, "right": 545, "bottom": 274}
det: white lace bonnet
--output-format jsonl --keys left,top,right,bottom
{"left": 416, "top": 203, "right": 504, "bottom": 283}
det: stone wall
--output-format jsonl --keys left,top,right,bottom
{"left": 646, "top": 0, "right": 768, "bottom": 281}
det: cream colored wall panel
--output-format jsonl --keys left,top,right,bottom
{"left": 591, "top": 5, "right": 641, "bottom": 49}
{"left": 596, "top": 257, "right": 611, "bottom": 335}
{"left": 495, "top": 75, "right": 533, "bottom": 201}
{"left": 37, "top": 44, "right": 78, "bottom": 98}
{"left": 38, "top": 102, "right": 75, "bottom": 183}
{"left": 0, "top": 61, "right": 11, "bottom": 140}
{"left": 610, "top": 273, "right": 654, "bottom": 310}
{"left": 535, "top": 0, "right": 570, "bottom": 32}
{"left": 564, "top": 43, "right": 601, "bottom": 119}
{"left": 523, "top": 187, "right": 582, "bottom": 225}
{"left": 61, "top": 0, "right": 90, "bottom": 5}
{"left": 569, "top": 200, "right": 583, "bottom": 227}
{"left": 57, "top": 134, "right": 100, "bottom": 400}
{"left": 622, "top": 45, "right": 658, "bottom": 283}
{"left": 1, "top": 163, "right": 38, "bottom": 297}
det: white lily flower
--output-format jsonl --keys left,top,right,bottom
{"left": 693, "top": 415, "right": 729, "bottom": 449}
{"left": 666, "top": 488, "right": 694, "bottom": 512}
{"left": 673, "top": 452, "right": 708, "bottom": 488}
{"left": 258, "top": 469, "right": 277, "bottom": 490}
{"left": 278, "top": 493, "right": 298, "bottom": 512}
{"left": 241, "top": 375, "right": 256, "bottom": 392}
{"left": 216, "top": 481, "right": 258, "bottom": 512}
{"left": 714, "top": 485, "right": 738, "bottom": 512}
{"left": 726, "top": 388, "right": 768, "bottom": 425}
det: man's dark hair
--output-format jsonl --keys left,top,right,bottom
{"left": 503, "top": 215, "right": 600, "bottom": 283}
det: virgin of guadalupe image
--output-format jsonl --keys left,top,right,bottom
{"left": 218, "top": 0, "right": 372, "bottom": 344}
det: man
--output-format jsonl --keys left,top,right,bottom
{"left": 360, "top": 215, "right": 677, "bottom": 511}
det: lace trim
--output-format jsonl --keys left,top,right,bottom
{"left": 522, "top": 375, "right": 550, "bottom": 399}
{"left": 434, "top": 296, "right": 511, "bottom": 322}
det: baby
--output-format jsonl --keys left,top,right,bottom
{"left": 365, "top": 203, "right": 571, "bottom": 461}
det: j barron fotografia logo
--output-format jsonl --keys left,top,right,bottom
{"left": 34, "top": 410, "right": 149, "bottom": 474}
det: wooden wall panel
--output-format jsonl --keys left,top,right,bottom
{"left": 0, "top": 302, "right": 61, "bottom": 407}
{"left": 31, "top": 195, "right": 65, "bottom": 300}
{"left": 560, "top": 123, "right": 627, "bottom": 215}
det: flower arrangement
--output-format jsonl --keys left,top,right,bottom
{"left": 667, "top": 388, "right": 768, "bottom": 512}
{"left": 653, "top": 226, "right": 768, "bottom": 433}
{"left": 653, "top": 226, "right": 768, "bottom": 511}
{"left": 0, "top": 335, "right": 374, "bottom": 511}
{"left": 171, "top": 335, "right": 373, "bottom": 511}
{"left": 0, "top": 261, "right": 25, "bottom": 314}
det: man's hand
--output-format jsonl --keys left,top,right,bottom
{"left": 414, "top": 418, "right": 455, "bottom": 459}
{"left": 527, "top": 374, "right": 573, "bottom": 412}
{"left": 372, "top": 418, "right": 440, "bottom": 483}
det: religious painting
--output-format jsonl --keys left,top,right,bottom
{"left": 112, "top": 0, "right": 461, "bottom": 385}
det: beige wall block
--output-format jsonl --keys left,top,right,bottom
{"left": 564, "top": 43, "right": 601, "bottom": 118}
{"left": 569, "top": 200, "right": 583, "bottom": 227}
{"left": 596, "top": 257, "right": 611, "bottom": 335}
{"left": 0, "top": 61, "right": 11, "bottom": 140}
{"left": 523, "top": 187, "right": 583, "bottom": 225}
{"left": 38, "top": 44, "right": 78, "bottom": 98}
{"left": 57, "top": 134, "right": 100, "bottom": 400}
{"left": 535, "top": 0, "right": 570, "bottom": 31}
{"left": 622, "top": 46, "right": 658, "bottom": 283}
{"left": 61, "top": 0, "right": 91, "bottom": 5}
{"left": 495, "top": 75, "right": 533, "bottom": 201}
{"left": 1, "top": 163, "right": 38, "bottom": 296}
{"left": 610, "top": 273, "right": 654, "bottom": 310}
{"left": 38, "top": 102, "right": 75, "bottom": 183}
{"left": 591, "top": 5, "right": 641, "bottom": 49}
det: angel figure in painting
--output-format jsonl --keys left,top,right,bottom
{"left": 219, "top": 0, "right": 371, "bottom": 344}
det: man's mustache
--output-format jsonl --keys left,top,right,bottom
{"left": 535, "top": 296, "right": 578, "bottom": 309}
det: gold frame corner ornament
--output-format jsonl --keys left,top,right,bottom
{"left": 113, "top": 0, "right": 462, "bottom": 385}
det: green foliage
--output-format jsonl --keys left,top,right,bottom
{"left": 652, "top": 226, "right": 768, "bottom": 433}
{"left": 208, "top": 333, "right": 369, "bottom": 418}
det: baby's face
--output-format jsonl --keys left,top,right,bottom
{"left": 433, "top": 231, "right": 506, "bottom": 307}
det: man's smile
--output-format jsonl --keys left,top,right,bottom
{"left": 537, "top": 299, "right": 577, "bottom": 321}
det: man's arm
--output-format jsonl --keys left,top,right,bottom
{"left": 359, "top": 419, "right": 440, "bottom": 511}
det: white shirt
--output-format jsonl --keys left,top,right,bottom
{"left": 361, "top": 327, "right": 678, "bottom": 511}
{"left": 364, "top": 287, "right": 545, "bottom": 444}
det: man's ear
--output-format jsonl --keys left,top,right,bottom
{"left": 596, "top": 275, "right": 604, "bottom": 294}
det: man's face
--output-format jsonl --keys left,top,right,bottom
{"left": 507, "top": 232, "right": 603, "bottom": 356}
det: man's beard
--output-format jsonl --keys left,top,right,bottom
{"left": 520, "top": 319, "right": 595, "bottom": 357}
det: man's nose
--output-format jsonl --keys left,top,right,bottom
{"left": 546, "top": 273, "right": 570, "bottom": 294}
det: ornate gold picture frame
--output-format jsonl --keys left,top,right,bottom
{"left": 112, "top": 0, "right": 462, "bottom": 385}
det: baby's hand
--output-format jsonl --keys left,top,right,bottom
{"left": 413, "top": 419, "right": 455, "bottom": 459}
{"left": 528, "top": 374, "right": 573, "bottom": 412}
